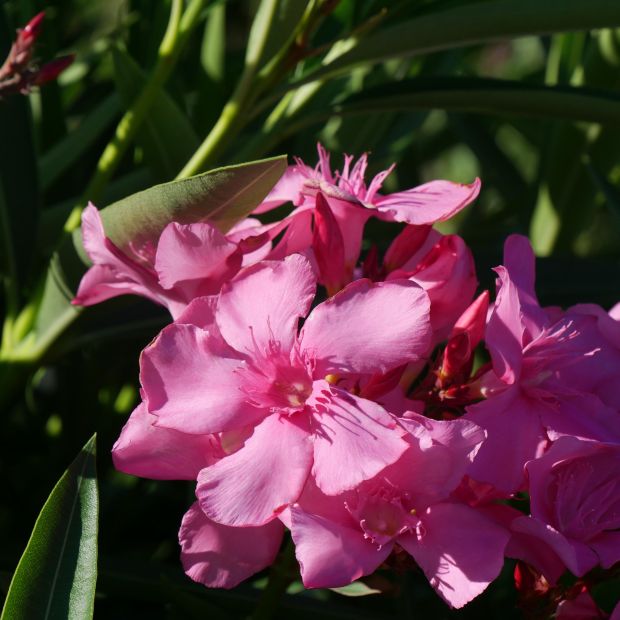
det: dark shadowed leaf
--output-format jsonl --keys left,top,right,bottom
{"left": 300, "top": 0, "right": 620, "bottom": 84}
{"left": 112, "top": 46, "right": 200, "bottom": 180}
{"left": 1, "top": 435, "right": 98, "bottom": 620}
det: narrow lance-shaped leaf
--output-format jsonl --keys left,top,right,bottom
{"left": 284, "top": 78, "right": 620, "bottom": 134}
{"left": 1, "top": 435, "right": 98, "bottom": 620}
{"left": 112, "top": 45, "right": 200, "bottom": 180}
{"left": 296, "top": 0, "right": 620, "bottom": 84}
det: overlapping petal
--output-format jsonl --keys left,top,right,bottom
{"left": 300, "top": 279, "right": 431, "bottom": 376}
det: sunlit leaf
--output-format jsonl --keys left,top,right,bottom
{"left": 1, "top": 435, "right": 98, "bottom": 620}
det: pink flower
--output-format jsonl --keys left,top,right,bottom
{"left": 288, "top": 414, "right": 510, "bottom": 608}
{"left": 139, "top": 254, "right": 432, "bottom": 527}
{"left": 386, "top": 233, "right": 477, "bottom": 342}
{"left": 509, "top": 437, "right": 620, "bottom": 578}
{"left": 73, "top": 203, "right": 269, "bottom": 319}
{"left": 465, "top": 235, "right": 620, "bottom": 492}
{"left": 256, "top": 144, "right": 481, "bottom": 292}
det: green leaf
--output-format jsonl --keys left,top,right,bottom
{"left": 586, "top": 159, "right": 620, "bottom": 224}
{"left": 246, "top": 0, "right": 307, "bottom": 70}
{"left": 1, "top": 435, "right": 98, "bottom": 620}
{"left": 39, "top": 94, "right": 121, "bottom": 191}
{"left": 96, "top": 155, "right": 287, "bottom": 252}
{"left": 112, "top": 45, "right": 200, "bottom": 180}
{"left": 329, "top": 581, "right": 382, "bottom": 597}
{"left": 298, "top": 0, "right": 620, "bottom": 84}
{"left": 335, "top": 77, "right": 620, "bottom": 126}
{"left": 27, "top": 157, "right": 285, "bottom": 359}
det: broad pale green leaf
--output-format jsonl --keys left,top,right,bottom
{"left": 1, "top": 435, "right": 98, "bottom": 620}
{"left": 298, "top": 0, "right": 620, "bottom": 84}
{"left": 97, "top": 155, "right": 287, "bottom": 251}
{"left": 39, "top": 94, "right": 121, "bottom": 191}
{"left": 112, "top": 46, "right": 200, "bottom": 180}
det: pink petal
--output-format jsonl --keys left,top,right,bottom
{"left": 179, "top": 502, "right": 284, "bottom": 589}
{"left": 154, "top": 222, "right": 240, "bottom": 289}
{"left": 253, "top": 165, "right": 309, "bottom": 213}
{"left": 312, "top": 193, "right": 347, "bottom": 294}
{"left": 374, "top": 178, "right": 481, "bottom": 225}
{"left": 174, "top": 295, "right": 218, "bottom": 330}
{"left": 196, "top": 413, "right": 313, "bottom": 526}
{"left": 141, "top": 323, "right": 264, "bottom": 434}
{"left": 300, "top": 279, "right": 431, "bottom": 377}
{"left": 590, "top": 531, "right": 620, "bottom": 569}
{"left": 310, "top": 385, "right": 409, "bottom": 495}
{"left": 216, "top": 254, "right": 316, "bottom": 355}
{"left": 112, "top": 403, "right": 218, "bottom": 480}
{"left": 290, "top": 506, "right": 391, "bottom": 588}
{"left": 510, "top": 516, "right": 599, "bottom": 577}
{"left": 399, "top": 502, "right": 509, "bottom": 609}
{"left": 465, "top": 389, "right": 547, "bottom": 493}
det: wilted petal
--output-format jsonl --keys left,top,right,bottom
{"left": 179, "top": 502, "right": 284, "bottom": 589}
{"left": 300, "top": 279, "right": 431, "bottom": 376}
{"left": 197, "top": 413, "right": 313, "bottom": 526}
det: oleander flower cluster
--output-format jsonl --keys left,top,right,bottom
{"left": 74, "top": 145, "right": 620, "bottom": 612}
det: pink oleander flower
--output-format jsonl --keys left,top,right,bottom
{"left": 287, "top": 414, "right": 510, "bottom": 609}
{"left": 113, "top": 403, "right": 285, "bottom": 588}
{"left": 139, "top": 254, "right": 432, "bottom": 528}
{"left": 465, "top": 235, "right": 620, "bottom": 493}
{"left": 508, "top": 436, "right": 620, "bottom": 580}
{"left": 253, "top": 144, "right": 481, "bottom": 292}
{"left": 73, "top": 203, "right": 270, "bottom": 319}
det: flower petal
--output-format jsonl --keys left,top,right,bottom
{"left": 399, "top": 503, "right": 509, "bottom": 609}
{"left": 112, "top": 403, "right": 218, "bottom": 479}
{"left": 179, "top": 502, "right": 284, "bottom": 589}
{"left": 197, "top": 413, "right": 313, "bottom": 526}
{"left": 290, "top": 506, "right": 390, "bottom": 588}
{"left": 374, "top": 178, "right": 481, "bottom": 225}
{"left": 310, "top": 385, "right": 408, "bottom": 495}
{"left": 154, "top": 222, "right": 240, "bottom": 290}
{"left": 300, "top": 279, "right": 431, "bottom": 377}
{"left": 141, "top": 323, "right": 264, "bottom": 434}
{"left": 216, "top": 254, "right": 316, "bottom": 355}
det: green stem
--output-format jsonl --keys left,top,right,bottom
{"left": 177, "top": 0, "right": 330, "bottom": 178}
{"left": 249, "top": 539, "right": 296, "bottom": 620}
{"left": 0, "top": 178, "right": 18, "bottom": 354}
{"left": 63, "top": 0, "right": 207, "bottom": 233}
